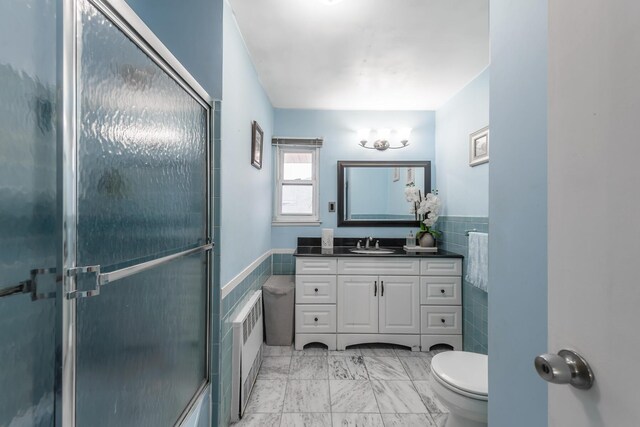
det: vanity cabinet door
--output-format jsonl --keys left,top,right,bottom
{"left": 378, "top": 276, "right": 420, "bottom": 334}
{"left": 337, "top": 275, "right": 378, "bottom": 333}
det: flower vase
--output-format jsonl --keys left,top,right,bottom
{"left": 418, "top": 232, "right": 436, "bottom": 248}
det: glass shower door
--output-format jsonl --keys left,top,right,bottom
{"left": 0, "top": 1, "right": 58, "bottom": 426}
{"left": 65, "top": 1, "right": 213, "bottom": 426}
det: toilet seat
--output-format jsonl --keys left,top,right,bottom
{"left": 431, "top": 351, "right": 488, "bottom": 401}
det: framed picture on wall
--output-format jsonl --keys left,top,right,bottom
{"left": 251, "top": 120, "right": 264, "bottom": 169}
{"left": 469, "top": 126, "right": 489, "bottom": 167}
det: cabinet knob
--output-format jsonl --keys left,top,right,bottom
{"left": 314, "top": 288, "right": 318, "bottom": 292}
{"left": 441, "top": 318, "right": 446, "bottom": 324}
{"left": 314, "top": 317, "right": 318, "bottom": 322}
{"left": 440, "top": 289, "right": 445, "bottom": 294}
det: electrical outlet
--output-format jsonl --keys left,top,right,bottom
{"left": 328, "top": 202, "right": 336, "bottom": 212}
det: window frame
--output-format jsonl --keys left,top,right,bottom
{"left": 272, "top": 145, "right": 320, "bottom": 225}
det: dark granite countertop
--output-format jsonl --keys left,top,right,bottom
{"left": 293, "top": 237, "right": 463, "bottom": 258}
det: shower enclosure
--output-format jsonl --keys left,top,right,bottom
{"left": 0, "top": 0, "right": 214, "bottom": 426}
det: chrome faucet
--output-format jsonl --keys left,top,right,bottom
{"left": 365, "top": 236, "right": 373, "bottom": 249}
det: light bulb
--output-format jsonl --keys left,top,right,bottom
{"left": 398, "top": 127, "right": 412, "bottom": 143}
{"left": 357, "top": 128, "right": 370, "bottom": 143}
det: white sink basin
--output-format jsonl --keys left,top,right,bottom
{"left": 349, "top": 248, "right": 395, "bottom": 254}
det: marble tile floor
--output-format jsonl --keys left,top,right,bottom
{"left": 232, "top": 343, "right": 450, "bottom": 427}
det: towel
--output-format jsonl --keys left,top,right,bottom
{"left": 465, "top": 232, "right": 489, "bottom": 292}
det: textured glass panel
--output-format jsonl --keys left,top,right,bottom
{"left": 283, "top": 152, "right": 312, "bottom": 180}
{"left": 0, "top": 0, "right": 57, "bottom": 426}
{"left": 75, "top": 2, "right": 209, "bottom": 426}
{"left": 281, "top": 185, "right": 313, "bottom": 214}
{"left": 76, "top": 252, "right": 207, "bottom": 427}
{"left": 77, "top": 0, "right": 208, "bottom": 268}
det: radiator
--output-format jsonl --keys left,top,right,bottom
{"left": 230, "top": 290, "right": 264, "bottom": 422}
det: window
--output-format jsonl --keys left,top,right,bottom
{"left": 273, "top": 145, "right": 320, "bottom": 224}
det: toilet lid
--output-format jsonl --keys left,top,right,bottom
{"left": 431, "top": 351, "right": 488, "bottom": 397}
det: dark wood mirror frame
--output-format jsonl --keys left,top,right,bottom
{"left": 337, "top": 160, "right": 432, "bottom": 227}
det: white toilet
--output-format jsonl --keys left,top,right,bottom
{"left": 430, "top": 351, "right": 488, "bottom": 427}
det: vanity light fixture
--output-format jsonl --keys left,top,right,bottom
{"left": 358, "top": 128, "right": 412, "bottom": 151}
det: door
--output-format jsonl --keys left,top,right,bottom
{"left": 378, "top": 276, "right": 419, "bottom": 334}
{"left": 547, "top": 0, "right": 640, "bottom": 424}
{"left": 0, "top": 1, "right": 58, "bottom": 425}
{"left": 62, "top": 1, "right": 213, "bottom": 426}
{"left": 337, "top": 275, "right": 378, "bottom": 333}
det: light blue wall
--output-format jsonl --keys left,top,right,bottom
{"left": 271, "top": 109, "right": 435, "bottom": 248}
{"left": 220, "top": 2, "right": 274, "bottom": 284}
{"left": 434, "top": 69, "right": 490, "bottom": 357}
{"left": 489, "top": 0, "right": 548, "bottom": 426}
{"left": 125, "top": 0, "right": 223, "bottom": 99}
{"left": 435, "top": 68, "right": 490, "bottom": 217}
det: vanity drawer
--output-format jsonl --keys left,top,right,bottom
{"left": 420, "top": 276, "right": 461, "bottom": 305}
{"left": 420, "top": 259, "right": 462, "bottom": 276}
{"left": 338, "top": 258, "right": 420, "bottom": 276}
{"left": 420, "top": 306, "right": 462, "bottom": 335}
{"left": 296, "top": 275, "right": 337, "bottom": 304}
{"left": 295, "top": 304, "right": 336, "bottom": 333}
{"left": 296, "top": 258, "right": 338, "bottom": 275}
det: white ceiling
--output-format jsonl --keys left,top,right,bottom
{"left": 228, "top": 0, "right": 489, "bottom": 110}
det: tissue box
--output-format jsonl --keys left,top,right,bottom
{"left": 322, "top": 228, "right": 334, "bottom": 249}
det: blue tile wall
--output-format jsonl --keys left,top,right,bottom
{"left": 436, "top": 216, "right": 489, "bottom": 354}
{"left": 217, "top": 255, "right": 272, "bottom": 427}
{"left": 272, "top": 253, "right": 295, "bottom": 275}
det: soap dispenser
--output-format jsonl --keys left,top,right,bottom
{"left": 406, "top": 231, "right": 415, "bottom": 247}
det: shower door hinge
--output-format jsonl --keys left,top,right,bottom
{"left": 65, "top": 265, "right": 101, "bottom": 300}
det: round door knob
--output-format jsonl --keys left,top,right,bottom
{"left": 314, "top": 317, "right": 318, "bottom": 322}
{"left": 314, "top": 288, "right": 319, "bottom": 292}
{"left": 534, "top": 349, "right": 594, "bottom": 390}
{"left": 440, "top": 289, "right": 446, "bottom": 294}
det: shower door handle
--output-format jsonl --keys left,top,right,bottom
{"left": 66, "top": 243, "right": 213, "bottom": 299}
{"left": 0, "top": 268, "right": 59, "bottom": 301}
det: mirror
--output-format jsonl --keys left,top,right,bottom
{"left": 337, "top": 161, "right": 432, "bottom": 227}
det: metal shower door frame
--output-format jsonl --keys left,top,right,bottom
{"left": 57, "top": 1, "right": 214, "bottom": 425}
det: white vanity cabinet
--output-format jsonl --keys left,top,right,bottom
{"left": 419, "top": 259, "right": 463, "bottom": 351}
{"left": 294, "top": 258, "right": 338, "bottom": 350}
{"left": 294, "top": 255, "right": 463, "bottom": 352}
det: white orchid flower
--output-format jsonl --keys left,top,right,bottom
{"left": 404, "top": 186, "right": 421, "bottom": 202}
